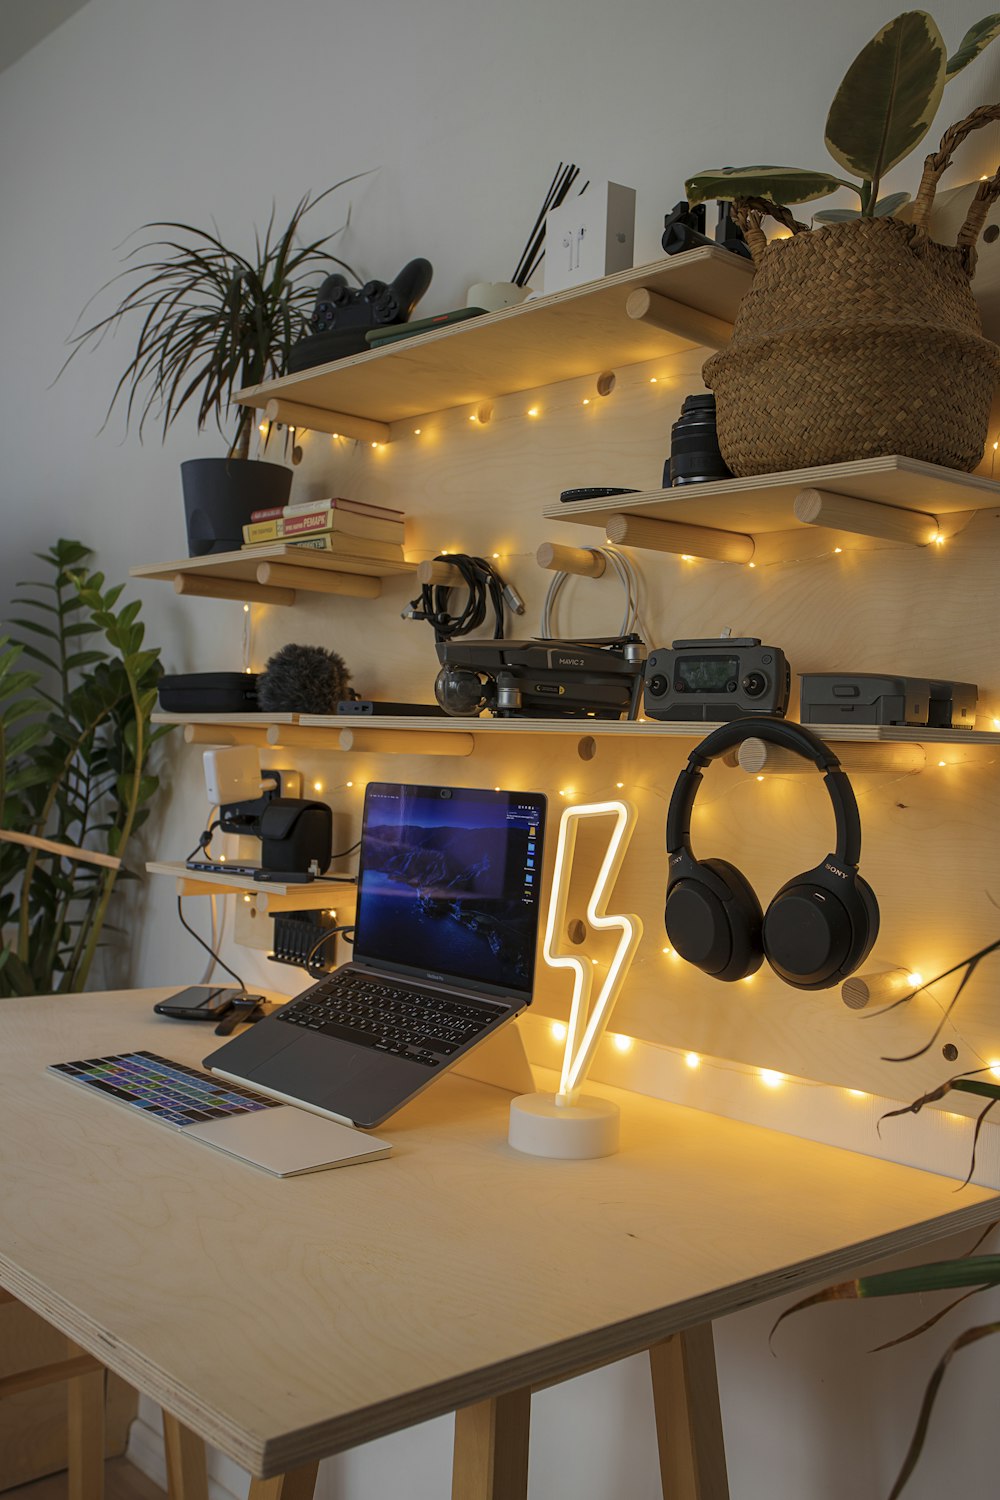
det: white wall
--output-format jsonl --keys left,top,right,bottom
{"left": 3, "top": 1, "right": 1000, "bottom": 1495}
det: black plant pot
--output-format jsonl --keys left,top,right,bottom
{"left": 180, "top": 458, "right": 293, "bottom": 557}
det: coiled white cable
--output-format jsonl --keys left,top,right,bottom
{"left": 540, "top": 546, "right": 645, "bottom": 640}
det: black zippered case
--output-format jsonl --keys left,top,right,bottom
{"left": 158, "top": 672, "right": 260, "bottom": 714}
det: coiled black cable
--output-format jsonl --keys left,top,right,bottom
{"left": 407, "top": 554, "right": 509, "bottom": 641}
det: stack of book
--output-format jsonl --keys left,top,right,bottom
{"left": 241, "top": 497, "right": 405, "bottom": 566}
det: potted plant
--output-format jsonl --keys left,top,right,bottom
{"left": 685, "top": 12, "right": 1000, "bottom": 477}
{"left": 60, "top": 182, "right": 361, "bottom": 554}
{"left": 0, "top": 540, "right": 169, "bottom": 993}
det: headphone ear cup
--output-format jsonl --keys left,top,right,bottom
{"left": 665, "top": 857, "right": 764, "bottom": 982}
{"left": 763, "top": 868, "right": 880, "bottom": 990}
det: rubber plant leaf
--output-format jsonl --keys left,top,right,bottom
{"left": 946, "top": 14, "right": 1000, "bottom": 75}
{"left": 685, "top": 166, "right": 846, "bottom": 207}
{"left": 824, "top": 12, "right": 947, "bottom": 185}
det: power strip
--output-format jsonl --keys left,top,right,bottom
{"left": 270, "top": 908, "right": 339, "bottom": 975}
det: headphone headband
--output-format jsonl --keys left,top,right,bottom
{"left": 666, "top": 717, "right": 862, "bottom": 868}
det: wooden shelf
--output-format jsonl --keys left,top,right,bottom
{"left": 233, "top": 250, "right": 753, "bottom": 428}
{"left": 152, "top": 713, "right": 1000, "bottom": 771}
{"left": 543, "top": 455, "right": 1000, "bottom": 564}
{"left": 131, "top": 546, "right": 415, "bottom": 606}
{"left": 146, "top": 860, "right": 356, "bottom": 912}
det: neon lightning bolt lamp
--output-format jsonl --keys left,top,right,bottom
{"left": 508, "top": 799, "right": 642, "bottom": 1159}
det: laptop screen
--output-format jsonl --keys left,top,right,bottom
{"left": 352, "top": 783, "right": 547, "bottom": 999}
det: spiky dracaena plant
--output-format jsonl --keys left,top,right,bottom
{"left": 59, "top": 180, "right": 363, "bottom": 460}
{"left": 686, "top": 12, "right": 1000, "bottom": 223}
{"left": 0, "top": 541, "right": 171, "bottom": 994}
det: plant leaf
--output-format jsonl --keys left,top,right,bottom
{"left": 888, "top": 1321, "right": 1000, "bottom": 1499}
{"left": 946, "top": 13, "right": 1000, "bottom": 74}
{"left": 874, "top": 190, "right": 912, "bottom": 215}
{"left": 825, "top": 12, "right": 947, "bottom": 186}
{"left": 685, "top": 166, "right": 847, "bottom": 207}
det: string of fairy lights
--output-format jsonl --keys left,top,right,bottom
{"left": 214, "top": 383, "right": 1000, "bottom": 1130}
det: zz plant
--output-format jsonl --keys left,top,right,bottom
{"left": 0, "top": 540, "right": 169, "bottom": 995}
{"left": 686, "top": 11, "right": 1000, "bottom": 221}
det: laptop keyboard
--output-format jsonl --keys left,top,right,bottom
{"left": 277, "top": 972, "right": 510, "bottom": 1067}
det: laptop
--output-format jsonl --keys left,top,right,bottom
{"left": 204, "top": 781, "right": 547, "bottom": 1128}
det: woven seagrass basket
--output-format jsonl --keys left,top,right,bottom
{"left": 703, "top": 108, "right": 1000, "bottom": 477}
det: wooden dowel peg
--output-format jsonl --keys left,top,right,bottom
{"left": 184, "top": 724, "right": 272, "bottom": 748}
{"left": 737, "top": 738, "right": 926, "bottom": 776}
{"left": 338, "top": 727, "right": 475, "bottom": 757}
{"left": 536, "top": 542, "right": 607, "bottom": 578}
{"left": 793, "top": 488, "right": 940, "bottom": 547}
{"left": 841, "top": 966, "right": 915, "bottom": 1010}
{"left": 265, "top": 725, "right": 341, "bottom": 750}
{"left": 417, "top": 560, "right": 466, "bottom": 587}
{"left": 625, "top": 287, "right": 733, "bottom": 350}
{"left": 605, "top": 512, "right": 754, "bottom": 565}
{"left": 255, "top": 562, "right": 381, "bottom": 599}
{"left": 264, "top": 398, "right": 390, "bottom": 446}
{"left": 173, "top": 572, "right": 296, "bottom": 606}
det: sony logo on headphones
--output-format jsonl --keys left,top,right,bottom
{"left": 824, "top": 862, "right": 848, "bottom": 878}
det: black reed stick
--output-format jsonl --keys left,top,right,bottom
{"left": 512, "top": 163, "right": 583, "bottom": 286}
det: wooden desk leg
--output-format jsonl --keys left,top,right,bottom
{"left": 66, "top": 1338, "right": 105, "bottom": 1500}
{"left": 248, "top": 1466, "right": 319, "bottom": 1500}
{"left": 162, "top": 1413, "right": 209, "bottom": 1500}
{"left": 452, "top": 1388, "right": 531, "bottom": 1500}
{"left": 649, "top": 1325, "right": 730, "bottom": 1500}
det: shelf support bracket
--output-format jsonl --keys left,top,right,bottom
{"left": 172, "top": 573, "right": 296, "bottom": 606}
{"left": 605, "top": 512, "right": 754, "bottom": 564}
{"left": 265, "top": 398, "right": 390, "bottom": 446}
{"left": 255, "top": 563, "right": 381, "bottom": 599}
{"left": 737, "top": 738, "right": 927, "bottom": 776}
{"left": 792, "top": 488, "right": 941, "bottom": 546}
{"left": 625, "top": 287, "right": 733, "bottom": 350}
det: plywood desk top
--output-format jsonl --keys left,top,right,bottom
{"left": 1, "top": 989, "right": 996, "bottom": 1476}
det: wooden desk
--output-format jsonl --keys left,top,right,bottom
{"left": 1, "top": 989, "right": 997, "bottom": 1484}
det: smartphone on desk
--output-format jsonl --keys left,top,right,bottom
{"left": 153, "top": 986, "right": 241, "bottom": 1021}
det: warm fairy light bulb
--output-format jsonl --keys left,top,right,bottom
{"left": 582, "top": 398, "right": 591, "bottom": 405}
{"left": 846, "top": 1088, "right": 865, "bottom": 1098}
{"left": 244, "top": 668, "right": 253, "bottom": 675}
{"left": 313, "top": 781, "right": 323, "bottom": 793}
{"left": 258, "top": 422, "right": 267, "bottom": 434}
{"left": 243, "top": 602, "right": 250, "bottom": 613}
{"left": 742, "top": 974, "right": 755, "bottom": 983}
{"left": 681, "top": 554, "right": 694, "bottom": 562}
{"left": 756, "top": 775, "right": 765, "bottom": 782}
{"left": 685, "top": 1051, "right": 700, "bottom": 1070}
{"left": 833, "top": 546, "right": 843, "bottom": 554}
{"left": 748, "top": 562, "right": 756, "bottom": 569}
{"left": 331, "top": 432, "right": 340, "bottom": 439}
{"left": 218, "top": 854, "right": 226, "bottom": 863}
{"left": 649, "top": 377, "right": 658, "bottom": 384}
{"left": 760, "top": 1069, "right": 783, "bottom": 1088}
{"left": 243, "top": 893, "right": 252, "bottom": 904}
{"left": 371, "top": 441, "right": 378, "bottom": 448}
{"left": 612, "top": 1033, "right": 632, "bottom": 1052}
{"left": 414, "top": 428, "right": 421, "bottom": 435}
{"left": 990, "top": 1060, "right": 1000, "bottom": 1078}
{"left": 494, "top": 785, "right": 500, "bottom": 791}
{"left": 551, "top": 1022, "right": 567, "bottom": 1042}
{"left": 615, "top": 781, "right": 624, "bottom": 789}
{"left": 527, "top": 406, "right": 540, "bottom": 417}
{"left": 492, "top": 552, "right": 500, "bottom": 559}
{"left": 559, "top": 788, "right": 575, "bottom": 797}
{"left": 933, "top": 533, "right": 944, "bottom": 545}
{"left": 346, "top": 780, "right": 353, "bottom": 788}
{"left": 938, "top": 760, "right": 947, "bottom": 768}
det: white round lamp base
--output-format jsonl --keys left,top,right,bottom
{"left": 507, "top": 1092, "right": 620, "bottom": 1159}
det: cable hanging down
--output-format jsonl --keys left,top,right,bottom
{"left": 404, "top": 554, "right": 524, "bottom": 642}
{"left": 540, "top": 546, "right": 643, "bottom": 640}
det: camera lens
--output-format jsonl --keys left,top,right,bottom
{"left": 666, "top": 394, "right": 732, "bottom": 486}
{"left": 440, "top": 789, "right": 452, "bottom": 799}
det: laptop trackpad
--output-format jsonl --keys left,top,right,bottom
{"left": 251, "top": 1033, "right": 419, "bottom": 1128}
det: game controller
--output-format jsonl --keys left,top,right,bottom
{"left": 288, "top": 258, "right": 433, "bottom": 371}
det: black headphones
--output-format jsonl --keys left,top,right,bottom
{"left": 664, "top": 718, "right": 879, "bottom": 990}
